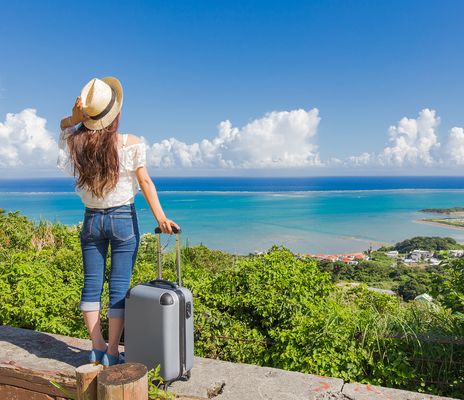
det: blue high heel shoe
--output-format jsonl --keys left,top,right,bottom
{"left": 101, "top": 351, "right": 124, "bottom": 366}
{"left": 89, "top": 348, "right": 107, "bottom": 364}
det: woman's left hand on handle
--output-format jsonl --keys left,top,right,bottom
{"left": 158, "top": 218, "right": 179, "bottom": 234}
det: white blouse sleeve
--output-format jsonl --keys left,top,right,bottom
{"left": 57, "top": 127, "right": 75, "bottom": 176}
{"left": 126, "top": 143, "right": 147, "bottom": 171}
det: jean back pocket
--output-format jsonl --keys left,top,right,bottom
{"left": 80, "top": 215, "right": 95, "bottom": 240}
{"left": 110, "top": 215, "right": 135, "bottom": 241}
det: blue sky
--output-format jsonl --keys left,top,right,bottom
{"left": 1, "top": 0, "right": 464, "bottom": 176}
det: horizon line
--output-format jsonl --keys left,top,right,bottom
{"left": 1, "top": 175, "right": 464, "bottom": 181}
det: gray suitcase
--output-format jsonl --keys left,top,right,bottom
{"left": 125, "top": 227, "right": 194, "bottom": 382}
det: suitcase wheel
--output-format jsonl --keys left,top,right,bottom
{"left": 178, "top": 370, "right": 191, "bottom": 382}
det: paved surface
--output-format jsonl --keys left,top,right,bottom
{"left": 169, "top": 356, "right": 343, "bottom": 399}
{"left": 0, "top": 326, "right": 459, "bottom": 400}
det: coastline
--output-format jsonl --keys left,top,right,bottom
{"left": 337, "top": 235, "right": 389, "bottom": 248}
{"left": 414, "top": 219, "right": 464, "bottom": 231}
{"left": 445, "top": 211, "right": 464, "bottom": 217}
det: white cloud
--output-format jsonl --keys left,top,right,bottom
{"left": 3, "top": 106, "right": 464, "bottom": 174}
{"left": 446, "top": 127, "right": 464, "bottom": 165}
{"left": 0, "top": 109, "right": 58, "bottom": 167}
{"left": 380, "top": 108, "right": 440, "bottom": 166}
{"left": 145, "top": 108, "right": 322, "bottom": 168}
{"left": 147, "top": 138, "right": 203, "bottom": 168}
{"left": 0, "top": 107, "right": 322, "bottom": 172}
{"left": 347, "top": 109, "right": 441, "bottom": 167}
{"left": 346, "top": 152, "right": 372, "bottom": 167}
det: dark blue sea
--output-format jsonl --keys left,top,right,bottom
{"left": 1, "top": 176, "right": 464, "bottom": 254}
{"left": 1, "top": 176, "right": 464, "bottom": 193}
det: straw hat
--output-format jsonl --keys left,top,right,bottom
{"left": 80, "top": 77, "right": 123, "bottom": 130}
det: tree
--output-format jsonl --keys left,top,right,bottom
{"left": 393, "top": 237, "right": 459, "bottom": 253}
{"left": 397, "top": 279, "right": 427, "bottom": 301}
{"left": 431, "top": 258, "right": 464, "bottom": 313}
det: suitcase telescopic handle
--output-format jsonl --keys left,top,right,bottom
{"left": 149, "top": 279, "right": 178, "bottom": 289}
{"left": 154, "top": 227, "right": 181, "bottom": 234}
{"left": 155, "top": 226, "right": 182, "bottom": 286}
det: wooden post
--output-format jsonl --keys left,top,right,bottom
{"left": 97, "top": 363, "right": 148, "bottom": 400}
{"left": 76, "top": 364, "right": 104, "bottom": 400}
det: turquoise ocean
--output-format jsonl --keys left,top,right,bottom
{"left": 1, "top": 177, "right": 464, "bottom": 254}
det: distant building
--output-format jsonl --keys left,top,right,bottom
{"left": 414, "top": 293, "right": 434, "bottom": 303}
{"left": 415, "top": 293, "right": 440, "bottom": 309}
{"left": 309, "top": 252, "right": 367, "bottom": 264}
{"left": 429, "top": 258, "right": 440, "bottom": 266}
{"left": 448, "top": 249, "right": 464, "bottom": 258}
{"left": 386, "top": 250, "right": 399, "bottom": 258}
{"left": 346, "top": 253, "right": 366, "bottom": 260}
{"left": 410, "top": 249, "right": 432, "bottom": 261}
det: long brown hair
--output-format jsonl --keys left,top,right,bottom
{"left": 67, "top": 114, "right": 120, "bottom": 198}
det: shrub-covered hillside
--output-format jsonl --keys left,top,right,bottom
{"left": 385, "top": 236, "right": 463, "bottom": 253}
{"left": 0, "top": 210, "right": 463, "bottom": 398}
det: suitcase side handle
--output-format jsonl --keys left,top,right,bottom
{"left": 155, "top": 226, "right": 182, "bottom": 286}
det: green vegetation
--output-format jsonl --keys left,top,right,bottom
{"left": 380, "top": 236, "right": 463, "bottom": 253}
{"left": 148, "top": 365, "right": 175, "bottom": 399}
{"left": 421, "top": 207, "right": 464, "bottom": 214}
{"left": 0, "top": 211, "right": 463, "bottom": 398}
{"left": 317, "top": 250, "right": 440, "bottom": 300}
{"left": 432, "top": 258, "right": 464, "bottom": 314}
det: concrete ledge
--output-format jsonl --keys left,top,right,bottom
{"left": 0, "top": 326, "right": 459, "bottom": 400}
{"left": 169, "top": 356, "right": 343, "bottom": 399}
{"left": 342, "top": 383, "right": 456, "bottom": 400}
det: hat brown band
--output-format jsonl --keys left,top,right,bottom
{"left": 89, "top": 88, "right": 116, "bottom": 120}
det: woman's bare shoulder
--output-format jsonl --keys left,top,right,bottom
{"left": 126, "top": 134, "right": 141, "bottom": 145}
{"left": 119, "top": 133, "right": 141, "bottom": 146}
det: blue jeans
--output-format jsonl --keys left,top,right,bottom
{"left": 79, "top": 204, "right": 140, "bottom": 318}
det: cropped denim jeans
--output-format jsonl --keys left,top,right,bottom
{"left": 79, "top": 204, "right": 140, "bottom": 318}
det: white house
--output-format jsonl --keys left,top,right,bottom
{"left": 410, "top": 249, "right": 432, "bottom": 261}
{"left": 448, "top": 249, "right": 464, "bottom": 258}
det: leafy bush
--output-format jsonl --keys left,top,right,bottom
{"left": 431, "top": 258, "right": 464, "bottom": 313}
{"left": 396, "top": 279, "right": 428, "bottom": 301}
{"left": 0, "top": 211, "right": 463, "bottom": 398}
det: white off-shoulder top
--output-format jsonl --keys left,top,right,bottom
{"left": 57, "top": 127, "right": 146, "bottom": 209}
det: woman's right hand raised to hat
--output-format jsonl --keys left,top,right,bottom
{"left": 71, "top": 96, "right": 89, "bottom": 124}
{"left": 60, "top": 96, "right": 88, "bottom": 130}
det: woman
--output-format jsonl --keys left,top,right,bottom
{"left": 58, "top": 77, "right": 178, "bottom": 366}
